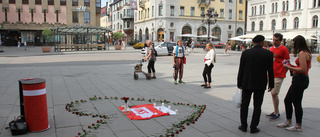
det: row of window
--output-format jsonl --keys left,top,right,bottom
{"left": 251, "top": 0, "right": 305, "bottom": 16}
{"left": 72, "top": 11, "right": 91, "bottom": 23}
{"left": 136, "top": 6, "right": 243, "bottom": 20}
{"left": 1, "top": 0, "right": 100, "bottom": 7}
{"left": 3, "top": 9, "right": 61, "bottom": 23}
{"left": 251, "top": 15, "right": 318, "bottom": 31}
{"left": 113, "top": 21, "right": 131, "bottom": 31}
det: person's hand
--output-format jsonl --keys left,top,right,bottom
{"left": 144, "top": 57, "right": 147, "bottom": 61}
{"left": 268, "top": 87, "right": 273, "bottom": 92}
{"left": 173, "top": 62, "right": 176, "bottom": 66}
{"left": 283, "top": 64, "right": 290, "bottom": 69}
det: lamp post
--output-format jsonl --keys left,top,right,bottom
{"left": 201, "top": 9, "right": 218, "bottom": 43}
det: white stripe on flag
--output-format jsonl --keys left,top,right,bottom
{"left": 23, "top": 88, "right": 46, "bottom": 96}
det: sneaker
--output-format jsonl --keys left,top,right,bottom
{"left": 179, "top": 80, "right": 185, "bottom": 84}
{"left": 286, "top": 126, "right": 302, "bottom": 132}
{"left": 265, "top": 112, "right": 276, "bottom": 118}
{"left": 277, "top": 121, "right": 291, "bottom": 128}
{"left": 269, "top": 114, "right": 280, "bottom": 121}
{"left": 174, "top": 81, "right": 178, "bottom": 85}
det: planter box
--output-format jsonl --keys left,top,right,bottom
{"left": 42, "top": 47, "right": 51, "bottom": 52}
{"left": 114, "top": 45, "right": 121, "bottom": 50}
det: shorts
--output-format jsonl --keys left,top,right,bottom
{"left": 270, "top": 78, "right": 284, "bottom": 94}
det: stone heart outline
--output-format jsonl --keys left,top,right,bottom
{"left": 66, "top": 95, "right": 206, "bottom": 137}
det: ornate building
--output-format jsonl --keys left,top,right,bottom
{"left": 0, "top": 0, "right": 102, "bottom": 46}
{"left": 134, "top": 0, "right": 246, "bottom": 43}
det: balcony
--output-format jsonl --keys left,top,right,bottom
{"left": 139, "top": 0, "right": 145, "bottom": 9}
{"left": 198, "top": 0, "right": 207, "bottom": 6}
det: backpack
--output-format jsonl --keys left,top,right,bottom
{"left": 154, "top": 49, "right": 158, "bottom": 56}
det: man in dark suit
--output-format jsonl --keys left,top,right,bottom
{"left": 237, "top": 35, "right": 274, "bottom": 134}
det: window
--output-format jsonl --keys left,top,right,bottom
{"left": 35, "top": 0, "right": 41, "bottom": 4}
{"left": 18, "top": 9, "right": 21, "bottom": 22}
{"left": 251, "top": 21, "right": 255, "bottom": 31}
{"left": 275, "top": 3, "right": 278, "bottom": 13}
{"left": 55, "top": 10, "right": 59, "bottom": 22}
{"left": 43, "top": 10, "right": 47, "bottom": 22}
{"left": 30, "top": 10, "right": 34, "bottom": 22}
{"left": 229, "top": 0, "right": 232, "bottom": 2}
{"left": 282, "top": 18, "right": 287, "bottom": 30}
{"left": 96, "top": 0, "right": 101, "bottom": 7}
{"left": 117, "top": 12, "right": 119, "bottom": 19}
{"left": 239, "top": 10, "right": 243, "bottom": 20}
{"left": 120, "top": 25, "right": 122, "bottom": 29}
{"left": 9, "top": 0, "right": 15, "bottom": 4}
{"left": 170, "top": 6, "right": 174, "bottom": 16}
{"left": 152, "top": 6, "right": 154, "bottom": 17}
{"left": 73, "top": 11, "right": 78, "bottom": 23}
{"left": 48, "top": 0, "right": 54, "bottom": 5}
{"left": 252, "top": 7, "right": 254, "bottom": 16}
{"left": 220, "top": 9, "right": 224, "bottom": 18}
{"left": 84, "top": 0, "right": 90, "bottom": 6}
{"left": 294, "top": 17, "right": 299, "bottom": 29}
{"left": 191, "top": 7, "right": 195, "bottom": 16}
{"left": 73, "top": 0, "right": 78, "bottom": 6}
{"left": 286, "top": 1, "right": 289, "bottom": 11}
{"left": 117, "top": 23, "right": 119, "bottom": 30}
{"left": 294, "top": 0, "right": 301, "bottom": 10}
{"left": 272, "top": 3, "right": 274, "bottom": 13}
{"left": 283, "top": 1, "right": 286, "bottom": 11}
{"left": 127, "top": 9, "right": 131, "bottom": 17}
{"left": 212, "top": 27, "right": 221, "bottom": 41}
{"left": 61, "top": 0, "right": 66, "bottom": 5}
{"left": 135, "top": 12, "right": 137, "bottom": 21}
{"left": 4, "top": 9, "right": 8, "bottom": 22}
{"left": 221, "top": 0, "right": 224, "bottom": 2}
{"left": 263, "top": 5, "right": 265, "bottom": 14}
{"left": 180, "top": 6, "right": 184, "bottom": 16}
{"left": 236, "top": 28, "right": 243, "bottom": 36}
{"left": 124, "top": 9, "right": 126, "bottom": 16}
{"left": 201, "top": 7, "right": 205, "bottom": 15}
{"left": 127, "top": 21, "right": 130, "bottom": 28}
{"left": 271, "top": 19, "right": 276, "bottom": 30}
{"left": 259, "top": 5, "right": 262, "bottom": 15}
{"left": 313, "top": 15, "right": 318, "bottom": 28}
{"left": 138, "top": 11, "right": 140, "bottom": 20}
{"left": 239, "top": 0, "right": 243, "bottom": 4}
{"left": 22, "top": 0, "right": 28, "bottom": 4}
{"left": 159, "top": 6, "right": 163, "bottom": 16}
{"left": 229, "top": 9, "right": 232, "bottom": 19}
{"left": 84, "top": 12, "right": 90, "bottom": 23}
{"left": 147, "top": 8, "right": 149, "bottom": 18}
{"left": 259, "top": 21, "right": 263, "bottom": 31}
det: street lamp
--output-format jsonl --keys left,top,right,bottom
{"left": 201, "top": 9, "right": 218, "bottom": 43}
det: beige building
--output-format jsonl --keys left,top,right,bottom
{"left": 0, "top": 0, "right": 101, "bottom": 46}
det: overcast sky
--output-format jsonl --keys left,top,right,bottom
{"left": 102, "top": 0, "right": 108, "bottom": 7}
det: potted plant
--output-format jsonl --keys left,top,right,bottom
{"left": 41, "top": 28, "right": 53, "bottom": 52}
{"left": 113, "top": 32, "right": 125, "bottom": 50}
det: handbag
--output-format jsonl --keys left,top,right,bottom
{"left": 183, "top": 57, "right": 186, "bottom": 64}
{"left": 8, "top": 116, "right": 28, "bottom": 135}
{"left": 233, "top": 89, "right": 242, "bottom": 108}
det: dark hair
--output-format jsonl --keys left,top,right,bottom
{"left": 292, "top": 35, "right": 310, "bottom": 57}
{"left": 273, "top": 33, "right": 283, "bottom": 41}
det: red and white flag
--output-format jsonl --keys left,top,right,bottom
{"left": 119, "top": 104, "right": 176, "bottom": 120}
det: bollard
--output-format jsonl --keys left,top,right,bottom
{"left": 20, "top": 78, "right": 49, "bottom": 132}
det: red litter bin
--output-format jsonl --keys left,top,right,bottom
{"left": 20, "top": 78, "right": 49, "bottom": 132}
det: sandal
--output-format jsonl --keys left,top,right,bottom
{"left": 152, "top": 76, "right": 156, "bottom": 79}
{"left": 200, "top": 84, "right": 207, "bottom": 87}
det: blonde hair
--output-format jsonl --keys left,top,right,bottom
{"left": 207, "top": 43, "right": 215, "bottom": 49}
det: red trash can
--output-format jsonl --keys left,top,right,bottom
{"left": 20, "top": 78, "right": 49, "bottom": 132}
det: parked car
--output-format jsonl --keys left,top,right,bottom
{"left": 141, "top": 42, "right": 176, "bottom": 56}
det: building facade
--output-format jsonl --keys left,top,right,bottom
{"left": 0, "top": 0, "right": 101, "bottom": 46}
{"left": 247, "top": 0, "right": 320, "bottom": 40}
{"left": 104, "top": 0, "right": 134, "bottom": 44}
{"left": 134, "top": 0, "right": 246, "bottom": 43}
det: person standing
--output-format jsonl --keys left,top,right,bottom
{"left": 277, "top": 35, "right": 311, "bottom": 132}
{"left": 225, "top": 42, "right": 231, "bottom": 54}
{"left": 24, "top": 41, "right": 27, "bottom": 51}
{"left": 201, "top": 43, "right": 216, "bottom": 88}
{"left": 17, "top": 40, "right": 21, "bottom": 48}
{"left": 173, "top": 39, "right": 185, "bottom": 85}
{"left": 144, "top": 40, "right": 156, "bottom": 79}
{"left": 191, "top": 39, "right": 195, "bottom": 53}
{"left": 237, "top": 35, "right": 274, "bottom": 134}
{"left": 266, "top": 33, "right": 290, "bottom": 121}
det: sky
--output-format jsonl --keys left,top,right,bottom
{"left": 101, "top": 0, "right": 108, "bottom": 7}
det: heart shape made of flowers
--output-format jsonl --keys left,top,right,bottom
{"left": 66, "top": 95, "right": 206, "bottom": 137}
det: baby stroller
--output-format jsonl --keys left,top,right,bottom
{"left": 134, "top": 59, "right": 151, "bottom": 80}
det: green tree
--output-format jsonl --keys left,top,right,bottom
{"left": 113, "top": 32, "right": 125, "bottom": 42}
{"left": 41, "top": 28, "right": 53, "bottom": 46}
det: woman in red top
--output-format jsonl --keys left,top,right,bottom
{"left": 277, "top": 35, "right": 311, "bottom": 132}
